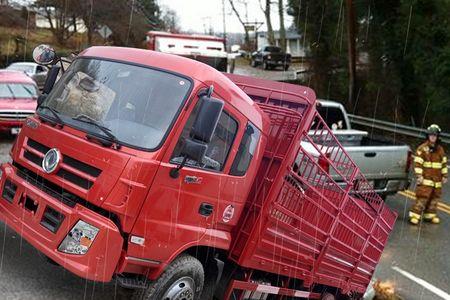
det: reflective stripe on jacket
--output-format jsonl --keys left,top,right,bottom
{"left": 414, "top": 141, "right": 447, "bottom": 186}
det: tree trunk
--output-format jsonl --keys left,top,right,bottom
{"left": 264, "top": 0, "right": 275, "bottom": 45}
{"left": 228, "top": 0, "right": 250, "bottom": 49}
{"left": 346, "top": 0, "right": 356, "bottom": 108}
{"left": 278, "top": 0, "right": 286, "bottom": 51}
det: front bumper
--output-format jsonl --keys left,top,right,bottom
{"left": 266, "top": 59, "right": 290, "bottom": 66}
{"left": 0, "top": 163, "right": 123, "bottom": 282}
{"left": 0, "top": 120, "right": 24, "bottom": 131}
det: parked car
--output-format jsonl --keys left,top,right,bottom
{"left": 250, "top": 45, "right": 291, "bottom": 70}
{"left": 0, "top": 70, "right": 38, "bottom": 134}
{"left": 6, "top": 62, "right": 48, "bottom": 89}
{"left": 0, "top": 45, "right": 396, "bottom": 300}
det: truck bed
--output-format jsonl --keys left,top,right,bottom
{"left": 226, "top": 73, "right": 397, "bottom": 295}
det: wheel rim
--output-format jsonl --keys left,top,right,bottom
{"left": 162, "top": 276, "right": 196, "bottom": 300}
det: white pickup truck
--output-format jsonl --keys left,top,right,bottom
{"left": 310, "top": 100, "right": 411, "bottom": 198}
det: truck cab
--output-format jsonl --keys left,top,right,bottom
{"left": 0, "top": 46, "right": 396, "bottom": 300}
{"left": 0, "top": 46, "right": 269, "bottom": 284}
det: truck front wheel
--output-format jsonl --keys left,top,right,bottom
{"left": 134, "top": 254, "right": 204, "bottom": 300}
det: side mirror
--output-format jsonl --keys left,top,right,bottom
{"left": 190, "top": 94, "right": 224, "bottom": 144}
{"left": 32, "top": 44, "right": 56, "bottom": 65}
{"left": 170, "top": 89, "right": 224, "bottom": 178}
{"left": 170, "top": 138, "right": 209, "bottom": 179}
{"left": 41, "top": 65, "right": 61, "bottom": 96}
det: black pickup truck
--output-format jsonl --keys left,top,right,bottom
{"left": 250, "top": 45, "right": 291, "bottom": 70}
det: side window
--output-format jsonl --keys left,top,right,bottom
{"left": 171, "top": 100, "right": 238, "bottom": 171}
{"left": 230, "top": 123, "right": 261, "bottom": 176}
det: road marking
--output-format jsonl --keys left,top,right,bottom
{"left": 398, "top": 190, "right": 450, "bottom": 215}
{"left": 401, "top": 190, "right": 450, "bottom": 209}
{"left": 392, "top": 266, "right": 450, "bottom": 300}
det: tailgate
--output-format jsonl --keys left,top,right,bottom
{"left": 342, "top": 145, "right": 409, "bottom": 179}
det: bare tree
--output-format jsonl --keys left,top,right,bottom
{"left": 259, "top": 0, "right": 275, "bottom": 45}
{"left": 345, "top": 0, "right": 356, "bottom": 108}
{"left": 278, "top": 0, "right": 286, "bottom": 51}
{"left": 161, "top": 8, "right": 180, "bottom": 33}
{"left": 228, "top": 0, "right": 250, "bottom": 48}
{"left": 35, "top": 0, "right": 79, "bottom": 45}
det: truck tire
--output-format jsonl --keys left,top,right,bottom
{"left": 263, "top": 61, "right": 269, "bottom": 70}
{"left": 250, "top": 59, "right": 257, "bottom": 67}
{"left": 284, "top": 64, "right": 290, "bottom": 71}
{"left": 133, "top": 254, "right": 204, "bottom": 300}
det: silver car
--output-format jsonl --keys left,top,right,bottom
{"left": 6, "top": 62, "right": 48, "bottom": 89}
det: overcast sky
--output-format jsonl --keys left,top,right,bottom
{"left": 158, "top": 0, "right": 294, "bottom": 34}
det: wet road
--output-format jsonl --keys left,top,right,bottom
{"left": 370, "top": 191, "right": 450, "bottom": 299}
{"left": 0, "top": 135, "right": 449, "bottom": 299}
{"left": 0, "top": 134, "right": 124, "bottom": 300}
{"left": 233, "top": 57, "right": 308, "bottom": 81}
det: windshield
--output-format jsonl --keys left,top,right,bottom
{"left": 0, "top": 83, "right": 38, "bottom": 99}
{"left": 317, "top": 105, "right": 348, "bottom": 130}
{"left": 264, "top": 46, "right": 281, "bottom": 52}
{"left": 7, "top": 64, "right": 34, "bottom": 74}
{"left": 38, "top": 58, "right": 192, "bottom": 150}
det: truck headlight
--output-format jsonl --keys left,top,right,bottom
{"left": 58, "top": 220, "right": 99, "bottom": 255}
{"left": 267, "top": 55, "right": 271, "bottom": 59}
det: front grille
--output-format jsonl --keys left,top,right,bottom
{"left": 24, "top": 138, "right": 102, "bottom": 190}
{"left": 13, "top": 162, "right": 120, "bottom": 229}
{"left": 24, "top": 150, "right": 43, "bottom": 166}
{"left": 15, "top": 162, "right": 85, "bottom": 208}
{"left": 56, "top": 168, "right": 93, "bottom": 189}
{"left": 41, "top": 206, "right": 65, "bottom": 233}
{"left": 63, "top": 156, "right": 101, "bottom": 177}
{"left": 27, "top": 138, "right": 50, "bottom": 153}
{"left": 0, "top": 111, "right": 34, "bottom": 121}
{"left": 2, "top": 180, "right": 17, "bottom": 203}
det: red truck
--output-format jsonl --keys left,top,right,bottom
{"left": 0, "top": 45, "right": 396, "bottom": 300}
{"left": 146, "top": 31, "right": 228, "bottom": 71}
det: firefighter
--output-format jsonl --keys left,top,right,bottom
{"left": 409, "top": 124, "right": 448, "bottom": 225}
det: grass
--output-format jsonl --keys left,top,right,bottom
{"left": 0, "top": 26, "right": 102, "bottom": 66}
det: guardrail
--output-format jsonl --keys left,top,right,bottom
{"left": 348, "top": 114, "right": 450, "bottom": 144}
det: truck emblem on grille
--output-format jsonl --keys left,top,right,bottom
{"left": 42, "top": 148, "right": 61, "bottom": 174}
{"left": 25, "top": 118, "right": 39, "bottom": 129}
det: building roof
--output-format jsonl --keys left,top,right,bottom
{"left": 147, "top": 31, "right": 225, "bottom": 42}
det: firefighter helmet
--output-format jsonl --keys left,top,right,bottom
{"left": 427, "top": 124, "right": 441, "bottom": 135}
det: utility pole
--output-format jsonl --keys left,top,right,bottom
{"left": 222, "top": 0, "right": 227, "bottom": 47}
{"left": 346, "top": 0, "right": 356, "bottom": 108}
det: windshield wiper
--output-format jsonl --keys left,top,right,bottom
{"left": 6, "top": 84, "right": 16, "bottom": 99}
{"left": 72, "top": 114, "right": 121, "bottom": 149}
{"left": 38, "top": 105, "right": 64, "bottom": 126}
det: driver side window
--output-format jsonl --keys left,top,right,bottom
{"left": 171, "top": 100, "right": 238, "bottom": 171}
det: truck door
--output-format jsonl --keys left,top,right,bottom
{"left": 129, "top": 96, "right": 241, "bottom": 262}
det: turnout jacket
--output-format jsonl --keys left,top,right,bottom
{"left": 414, "top": 141, "right": 447, "bottom": 188}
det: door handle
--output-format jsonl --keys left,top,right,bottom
{"left": 364, "top": 152, "right": 377, "bottom": 157}
{"left": 199, "top": 203, "right": 214, "bottom": 217}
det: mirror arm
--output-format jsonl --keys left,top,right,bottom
{"left": 59, "top": 59, "right": 65, "bottom": 73}
{"left": 169, "top": 156, "right": 188, "bottom": 179}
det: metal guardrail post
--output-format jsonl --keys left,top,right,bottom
{"left": 348, "top": 114, "right": 450, "bottom": 144}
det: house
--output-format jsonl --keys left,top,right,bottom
{"left": 257, "top": 31, "right": 307, "bottom": 58}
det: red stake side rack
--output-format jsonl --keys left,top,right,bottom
{"left": 225, "top": 103, "right": 396, "bottom": 299}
